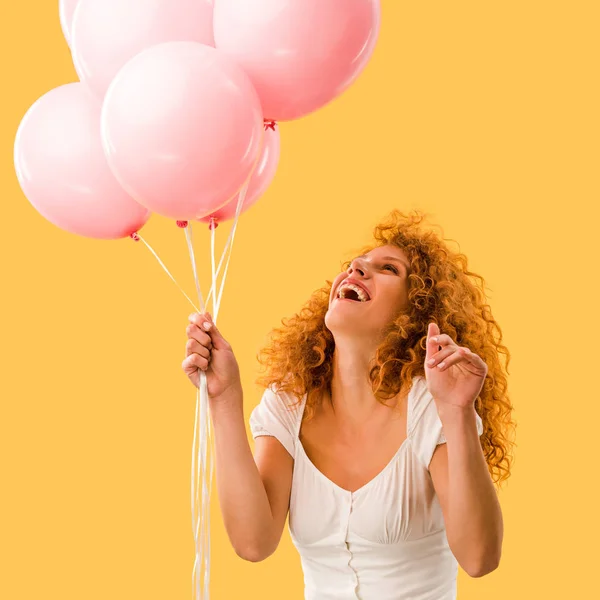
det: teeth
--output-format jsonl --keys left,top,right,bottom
{"left": 337, "top": 283, "right": 369, "bottom": 302}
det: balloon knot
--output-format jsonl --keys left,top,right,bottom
{"left": 208, "top": 217, "right": 219, "bottom": 231}
{"left": 130, "top": 232, "right": 140, "bottom": 242}
{"left": 264, "top": 119, "right": 277, "bottom": 131}
{"left": 176, "top": 220, "right": 188, "bottom": 228}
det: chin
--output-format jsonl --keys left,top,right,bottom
{"left": 325, "top": 308, "right": 369, "bottom": 336}
{"left": 324, "top": 309, "right": 342, "bottom": 334}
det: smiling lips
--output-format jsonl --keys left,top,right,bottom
{"left": 335, "top": 278, "right": 371, "bottom": 302}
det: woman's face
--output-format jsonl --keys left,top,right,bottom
{"left": 325, "top": 244, "right": 411, "bottom": 339}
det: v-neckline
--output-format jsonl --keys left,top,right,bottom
{"left": 295, "top": 388, "right": 413, "bottom": 496}
{"left": 296, "top": 434, "right": 411, "bottom": 496}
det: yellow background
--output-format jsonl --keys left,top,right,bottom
{"left": 1, "top": 1, "right": 598, "bottom": 598}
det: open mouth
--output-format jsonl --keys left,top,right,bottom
{"left": 336, "top": 283, "right": 370, "bottom": 303}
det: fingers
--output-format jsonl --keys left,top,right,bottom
{"left": 426, "top": 345, "right": 458, "bottom": 368}
{"left": 186, "top": 338, "right": 211, "bottom": 359}
{"left": 182, "top": 353, "right": 210, "bottom": 372}
{"left": 188, "top": 312, "right": 212, "bottom": 331}
{"left": 183, "top": 314, "right": 213, "bottom": 376}
{"left": 186, "top": 323, "right": 213, "bottom": 348}
{"left": 425, "top": 325, "right": 487, "bottom": 373}
{"left": 188, "top": 312, "right": 230, "bottom": 351}
{"left": 427, "top": 333, "right": 455, "bottom": 348}
{"left": 450, "top": 347, "right": 487, "bottom": 370}
{"left": 430, "top": 346, "right": 470, "bottom": 370}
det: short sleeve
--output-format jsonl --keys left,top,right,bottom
{"left": 249, "top": 386, "right": 299, "bottom": 458}
{"left": 409, "top": 376, "right": 484, "bottom": 468}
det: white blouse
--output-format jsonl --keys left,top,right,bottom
{"left": 249, "top": 375, "right": 484, "bottom": 600}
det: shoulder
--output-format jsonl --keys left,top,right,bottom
{"left": 249, "top": 385, "right": 304, "bottom": 458}
{"left": 407, "top": 375, "right": 434, "bottom": 431}
{"left": 408, "top": 375, "right": 483, "bottom": 468}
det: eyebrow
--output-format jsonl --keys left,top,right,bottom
{"left": 356, "top": 255, "right": 410, "bottom": 271}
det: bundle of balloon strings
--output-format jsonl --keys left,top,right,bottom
{"left": 131, "top": 181, "right": 250, "bottom": 599}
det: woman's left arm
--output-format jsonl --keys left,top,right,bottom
{"left": 424, "top": 321, "right": 504, "bottom": 578}
{"left": 429, "top": 406, "right": 503, "bottom": 578}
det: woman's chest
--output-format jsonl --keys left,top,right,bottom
{"left": 297, "top": 401, "right": 409, "bottom": 494}
{"left": 298, "top": 427, "right": 406, "bottom": 494}
{"left": 289, "top": 442, "right": 442, "bottom": 546}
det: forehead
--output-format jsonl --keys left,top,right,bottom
{"left": 362, "top": 245, "right": 410, "bottom": 264}
{"left": 366, "top": 245, "right": 406, "bottom": 258}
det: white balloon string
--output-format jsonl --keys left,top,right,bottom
{"left": 214, "top": 181, "right": 249, "bottom": 322}
{"left": 205, "top": 224, "right": 235, "bottom": 309}
{"left": 200, "top": 378, "right": 211, "bottom": 599}
{"left": 133, "top": 231, "right": 206, "bottom": 597}
{"left": 186, "top": 213, "right": 241, "bottom": 599}
{"left": 135, "top": 235, "right": 200, "bottom": 314}
{"left": 191, "top": 377, "right": 203, "bottom": 599}
{"left": 185, "top": 225, "right": 207, "bottom": 315}
{"left": 195, "top": 188, "right": 247, "bottom": 594}
{"left": 199, "top": 373, "right": 209, "bottom": 598}
{"left": 210, "top": 223, "right": 217, "bottom": 317}
{"left": 184, "top": 222, "right": 211, "bottom": 600}
{"left": 135, "top": 198, "right": 247, "bottom": 599}
{"left": 200, "top": 216, "right": 219, "bottom": 597}
{"left": 205, "top": 403, "right": 214, "bottom": 594}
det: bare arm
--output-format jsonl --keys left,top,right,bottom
{"left": 429, "top": 406, "right": 503, "bottom": 578}
{"left": 209, "top": 386, "right": 293, "bottom": 562}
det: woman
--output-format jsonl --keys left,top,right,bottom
{"left": 182, "top": 209, "right": 515, "bottom": 600}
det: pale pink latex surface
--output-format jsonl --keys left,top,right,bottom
{"left": 213, "top": 0, "right": 381, "bottom": 121}
{"left": 72, "top": 0, "right": 215, "bottom": 99}
{"left": 59, "top": 0, "right": 80, "bottom": 48}
{"left": 14, "top": 83, "right": 151, "bottom": 240}
{"left": 198, "top": 124, "right": 280, "bottom": 225}
{"left": 101, "top": 42, "right": 264, "bottom": 221}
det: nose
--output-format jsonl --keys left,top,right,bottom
{"left": 348, "top": 257, "right": 367, "bottom": 277}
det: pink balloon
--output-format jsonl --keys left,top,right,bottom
{"left": 59, "top": 0, "right": 80, "bottom": 48}
{"left": 198, "top": 123, "right": 280, "bottom": 226}
{"left": 101, "top": 42, "right": 264, "bottom": 221}
{"left": 213, "top": 0, "right": 381, "bottom": 122}
{"left": 72, "top": 0, "right": 215, "bottom": 99}
{"left": 14, "top": 83, "right": 151, "bottom": 240}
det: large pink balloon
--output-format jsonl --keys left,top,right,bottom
{"left": 59, "top": 0, "right": 80, "bottom": 48}
{"left": 14, "top": 83, "right": 151, "bottom": 240}
{"left": 101, "top": 42, "right": 264, "bottom": 221}
{"left": 198, "top": 123, "right": 280, "bottom": 226}
{"left": 213, "top": 0, "right": 381, "bottom": 122}
{"left": 72, "top": 0, "right": 215, "bottom": 99}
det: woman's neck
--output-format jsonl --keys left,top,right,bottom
{"left": 327, "top": 344, "right": 398, "bottom": 430}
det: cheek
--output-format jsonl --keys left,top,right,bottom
{"left": 379, "top": 284, "right": 404, "bottom": 301}
{"left": 376, "top": 286, "right": 408, "bottom": 313}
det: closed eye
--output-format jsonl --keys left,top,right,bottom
{"left": 383, "top": 264, "right": 399, "bottom": 274}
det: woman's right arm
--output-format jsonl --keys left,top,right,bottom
{"left": 183, "top": 312, "right": 293, "bottom": 561}
{"left": 209, "top": 387, "right": 294, "bottom": 562}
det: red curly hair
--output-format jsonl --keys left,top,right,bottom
{"left": 256, "top": 209, "right": 516, "bottom": 488}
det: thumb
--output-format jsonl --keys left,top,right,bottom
{"left": 201, "top": 313, "right": 229, "bottom": 349}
